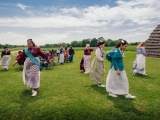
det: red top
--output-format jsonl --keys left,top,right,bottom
{"left": 17, "top": 47, "right": 48, "bottom": 62}
{"left": 64, "top": 50, "right": 69, "bottom": 55}
{"left": 84, "top": 48, "right": 93, "bottom": 55}
{"left": 48, "top": 54, "right": 54, "bottom": 59}
{"left": 16, "top": 53, "right": 25, "bottom": 64}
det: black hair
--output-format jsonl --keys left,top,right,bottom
{"left": 27, "top": 39, "right": 35, "bottom": 47}
{"left": 18, "top": 51, "right": 22, "bottom": 54}
{"left": 116, "top": 40, "right": 128, "bottom": 48}
{"left": 49, "top": 51, "right": 53, "bottom": 54}
{"left": 4, "top": 46, "right": 8, "bottom": 49}
{"left": 97, "top": 41, "right": 105, "bottom": 47}
{"left": 65, "top": 47, "right": 67, "bottom": 50}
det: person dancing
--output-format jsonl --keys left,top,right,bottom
{"left": 80, "top": 44, "right": 93, "bottom": 73}
{"left": 106, "top": 40, "right": 136, "bottom": 99}
{"left": 90, "top": 40, "right": 105, "bottom": 87}
{"left": 12, "top": 39, "right": 49, "bottom": 96}
{"left": 132, "top": 42, "right": 147, "bottom": 76}
{"left": 1, "top": 47, "right": 11, "bottom": 71}
{"left": 64, "top": 47, "right": 69, "bottom": 63}
{"left": 59, "top": 46, "right": 64, "bottom": 64}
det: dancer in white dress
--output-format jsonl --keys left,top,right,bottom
{"left": 106, "top": 40, "right": 136, "bottom": 99}
{"left": 132, "top": 42, "right": 147, "bottom": 76}
{"left": 0, "top": 47, "right": 11, "bottom": 71}
{"left": 59, "top": 46, "right": 64, "bottom": 64}
{"left": 13, "top": 39, "right": 49, "bottom": 96}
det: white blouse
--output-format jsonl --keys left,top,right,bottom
{"left": 95, "top": 48, "right": 104, "bottom": 61}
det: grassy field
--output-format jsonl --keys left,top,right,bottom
{"left": 0, "top": 49, "right": 160, "bottom": 120}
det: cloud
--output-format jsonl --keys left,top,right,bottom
{"left": 0, "top": 31, "right": 70, "bottom": 45}
{"left": 0, "top": 0, "right": 160, "bottom": 44}
{"left": 1, "top": 0, "right": 160, "bottom": 28}
{"left": 0, "top": 32, "right": 28, "bottom": 45}
{"left": 17, "top": 3, "right": 28, "bottom": 10}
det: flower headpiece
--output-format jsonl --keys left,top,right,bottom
{"left": 121, "top": 40, "right": 125, "bottom": 43}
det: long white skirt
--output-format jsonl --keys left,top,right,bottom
{"left": 106, "top": 67, "right": 129, "bottom": 95}
{"left": 84, "top": 55, "right": 91, "bottom": 72}
{"left": 132, "top": 54, "right": 146, "bottom": 74}
{"left": 0, "top": 55, "right": 11, "bottom": 70}
{"left": 59, "top": 54, "right": 64, "bottom": 63}
{"left": 23, "top": 57, "right": 40, "bottom": 88}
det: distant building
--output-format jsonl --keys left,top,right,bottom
{"left": 145, "top": 24, "right": 160, "bottom": 58}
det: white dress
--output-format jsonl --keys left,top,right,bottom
{"left": 106, "top": 49, "right": 129, "bottom": 95}
{"left": 106, "top": 67, "right": 129, "bottom": 95}
{"left": 59, "top": 49, "right": 64, "bottom": 63}
{"left": 59, "top": 54, "right": 64, "bottom": 63}
{"left": 1, "top": 55, "right": 11, "bottom": 70}
{"left": 132, "top": 47, "right": 146, "bottom": 75}
{"left": 23, "top": 57, "right": 40, "bottom": 88}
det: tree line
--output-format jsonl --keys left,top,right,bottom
{"left": 0, "top": 37, "right": 139, "bottom": 48}
{"left": 40, "top": 37, "right": 139, "bottom": 48}
{"left": 0, "top": 44, "right": 24, "bottom": 49}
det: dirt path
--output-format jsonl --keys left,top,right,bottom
{"left": 11, "top": 51, "right": 19, "bottom": 54}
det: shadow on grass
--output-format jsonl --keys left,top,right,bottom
{"left": 13, "top": 68, "right": 23, "bottom": 72}
{"left": 0, "top": 69, "right": 8, "bottom": 73}
{"left": 133, "top": 74, "right": 155, "bottom": 80}
{"left": 5, "top": 89, "right": 44, "bottom": 120}
{"left": 13, "top": 89, "right": 43, "bottom": 110}
{"left": 89, "top": 84, "right": 145, "bottom": 117}
{"left": 90, "top": 84, "right": 106, "bottom": 95}
{"left": 18, "top": 90, "right": 37, "bottom": 108}
{"left": 107, "top": 96, "right": 145, "bottom": 116}
{"left": 80, "top": 71, "right": 85, "bottom": 74}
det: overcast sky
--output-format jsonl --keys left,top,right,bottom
{"left": 0, "top": 0, "right": 160, "bottom": 45}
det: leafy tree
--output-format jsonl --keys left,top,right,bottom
{"left": 81, "top": 39, "right": 90, "bottom": 47}
{"left": 71, "top": 41, "right": 79, "bottom": 47}
{"left": 90, "top": 38, "right": 98, "bottom": 47}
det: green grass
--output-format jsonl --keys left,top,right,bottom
{"left": 0, "top": 50, "right": 160, "bottom": 120}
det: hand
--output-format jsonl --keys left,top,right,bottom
{"left": 116, "top": 70, "right": 121, "bottom": 75}
{"left": 12, "top": 61, "right": 17, "bottom": 67}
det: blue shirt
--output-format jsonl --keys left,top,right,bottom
{"left": 60, "top": 48, "right": 63, "bottom": 54}
{"left": 106, "top": 48, "right": 124, "bottom": 71}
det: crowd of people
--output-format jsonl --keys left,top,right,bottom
{"left": 0, "top": 39, "right": 147, "bottom": 98}
{"left": 80, "top": 40, "right": 147, "bottom": 99}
